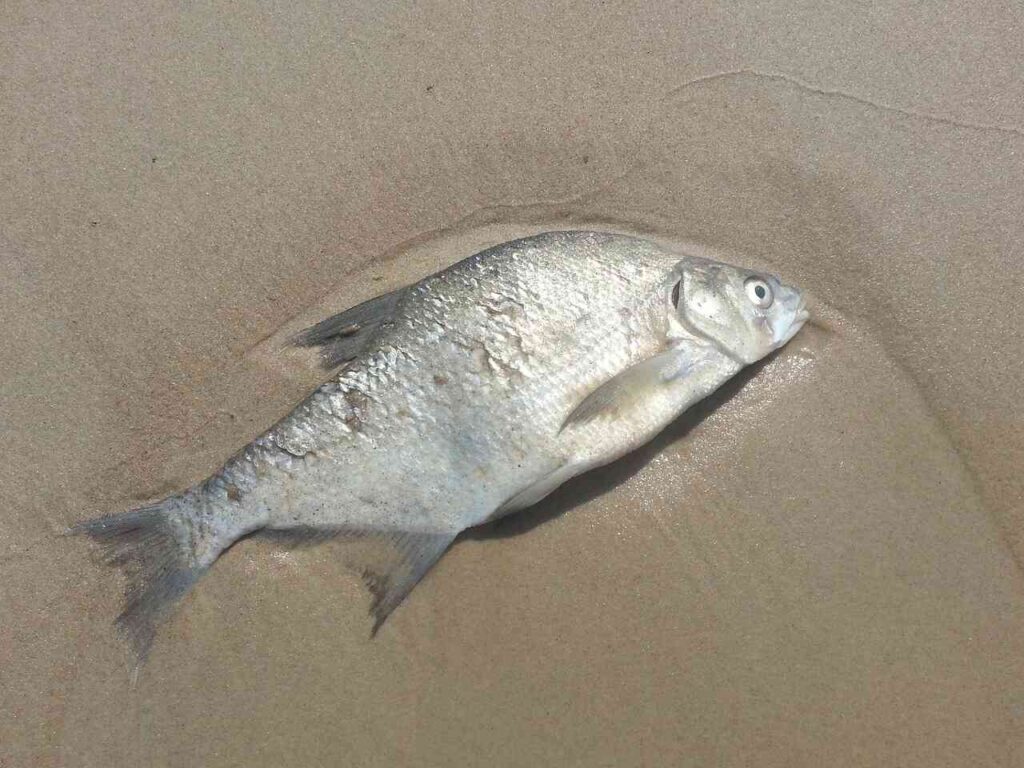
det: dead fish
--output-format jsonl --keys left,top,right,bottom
{"left": 71, "top": 231, "right": 808, "bottom": 660}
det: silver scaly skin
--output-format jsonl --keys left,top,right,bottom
{"left": 72, "top": 231, "right": 808, "bottom": 660}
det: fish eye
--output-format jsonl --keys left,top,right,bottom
{"left": 744, "top": 277, "right": 773, "bottom": 309}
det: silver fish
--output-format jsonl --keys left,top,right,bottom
{"left": 72, "top": 231, "right": 808, "bottom": 659}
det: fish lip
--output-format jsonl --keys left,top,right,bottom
{"left": 779, "top": 299, "right": 809, "bottom": 345}
{"left": 793, "top": 294, "right": 809, "bottom": 323}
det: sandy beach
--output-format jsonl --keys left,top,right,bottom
{"left": 2, "top": 3, "right": 1023, "bottom": 765}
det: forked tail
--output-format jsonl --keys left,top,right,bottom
{"left": 70, "top": 498, "right": 206, "bottom": 662}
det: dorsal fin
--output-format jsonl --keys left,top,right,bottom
{"left": 292, "top": 286, "right": 406, "bottom": 369}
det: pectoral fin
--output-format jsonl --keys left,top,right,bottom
{"left": 561, "top": 349, "right": 692, "bottom": 431}
{"left": 292, "top": 286, "right": 406, "bottom": 369}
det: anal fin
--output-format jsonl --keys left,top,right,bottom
{"left": 260, "top": 525, "right": 345, "bottom": 549}
{"left": 261, "top": 525, "right": 456, "bottom": 633}
{"left": 363, "top": 530, "right": 456, "bottom": 634}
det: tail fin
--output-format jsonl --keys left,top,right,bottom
{"left": 70, "top": 500, "right": 204, "bottom": 662}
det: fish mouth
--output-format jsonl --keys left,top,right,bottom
{"left": 779, "top": 298, "right": 809, "bottom": 346}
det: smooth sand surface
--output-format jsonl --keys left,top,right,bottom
{"left": 3, "top": 3, "right": 1023, "bottom": 766}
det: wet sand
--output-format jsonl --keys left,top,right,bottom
{"left": 3, "top": 3, "right": 1023, "bottom": 766}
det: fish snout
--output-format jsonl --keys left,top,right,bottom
{"left": 774, "top": 286, "right": 809, "bottom": 346}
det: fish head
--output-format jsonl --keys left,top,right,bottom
{"left": 674, "top": 256, "right": 808, "bottom": 364}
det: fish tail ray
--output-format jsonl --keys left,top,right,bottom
{"left": 68, "top": 500, "right": 206, "bottom": 662}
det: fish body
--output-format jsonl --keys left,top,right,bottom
{"left": 74, "top": 231, "right": 808, "bottom": 658}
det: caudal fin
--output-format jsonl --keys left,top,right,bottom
{"left": 70, "top": 501, "right": 205, "bottom": 662}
